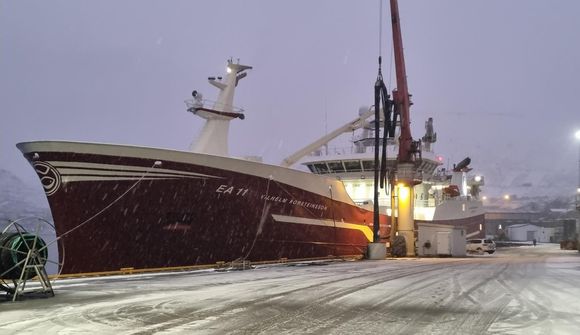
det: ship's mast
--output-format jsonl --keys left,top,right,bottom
{"left": 186, "top": 59, "right": 252, "bottom": 156}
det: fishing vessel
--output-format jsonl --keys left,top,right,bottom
{"left": 16, "top": 1, "right": 484, "bottom": 274}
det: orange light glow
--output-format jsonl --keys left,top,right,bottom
{"left": 397, "top": 184, "right": 410, "bottom": 202}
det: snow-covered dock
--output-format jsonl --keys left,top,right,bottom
{"left": 1, "top": 244, "right": 579, "bottom": 334}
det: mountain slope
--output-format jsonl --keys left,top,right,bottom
{"left": 0, "top": 168, "right": 51, "bottom": 224}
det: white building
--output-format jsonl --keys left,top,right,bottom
{"left": 506, "top": 223, "right": 558, "bottom": 243}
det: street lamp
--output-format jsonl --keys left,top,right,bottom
{"left": 576, "top": 130, "right": 580, "bottom": 210}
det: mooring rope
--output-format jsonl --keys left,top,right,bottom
{"left": 14, "top": 160, "right": 163, "bottom": 271}
{"left": 329, "top": 185, "right": 338, "bottom": 256}
{"left": 57, "top": 160, "right": 162, "bottom": 241}
{"left": 0, "top": 160, "right": 167, "bottom": 283}
{"left": 241, "top": 175, "right": 272, "bottom": 262}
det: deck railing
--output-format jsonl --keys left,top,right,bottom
{"left": 185, "top": 99, "right": 245, "bottom": 114}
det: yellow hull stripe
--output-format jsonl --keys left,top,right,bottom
{"left": 271, "top": 214, "right": 373, "bottom": 242}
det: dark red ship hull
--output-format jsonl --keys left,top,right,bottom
{"left": 17, "top": 141, "right": 484, "bottom": 274}
{"left": 18, "top": 141, "right": 392, "bottom": 274}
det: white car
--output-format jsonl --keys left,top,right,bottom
{"left": 466, "top": 239, "right": 496, "bottom": 254}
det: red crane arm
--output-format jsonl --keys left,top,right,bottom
{"left": 390, "top": 0, "right": 413, "bottom": 163}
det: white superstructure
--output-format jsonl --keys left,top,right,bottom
{"left": 281, "top": 108, "right": 485, "bottom": 221}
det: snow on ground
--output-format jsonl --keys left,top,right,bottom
{"left": 1, "top": 244, "right": 580, "bottom": 334}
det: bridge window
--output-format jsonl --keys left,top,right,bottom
{"left": 343, "top": 160, "right": 362, "bottom": 172}
{"left": 313, "top": 163, "right": 329, "bottom": 174}
{"left": 327, "top": 161, "right": 345, "bottom": 173}
{"left": 362, "top": 160, "right": 374, "bottom": 171}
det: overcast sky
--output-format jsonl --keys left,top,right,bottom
{"left": 1, "top": 0, "right": 579, "bottom": 198}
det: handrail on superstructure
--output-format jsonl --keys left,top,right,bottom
{"left": 185, "top": 99, "right": 245, "bottom": 114}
